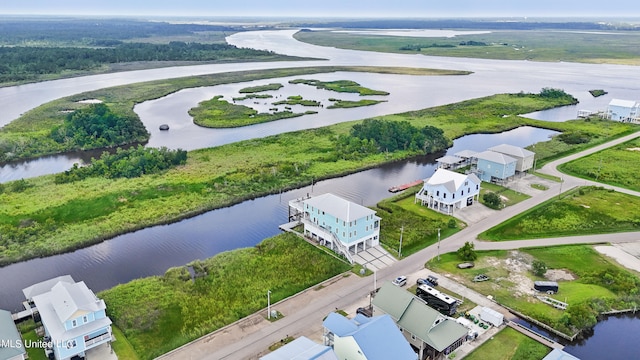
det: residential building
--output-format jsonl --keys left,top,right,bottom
{"left": 474, "top": 150, "right": 517, "bottom": 183}
{"left": 288, "top": 193, "right": 381, "bottom": 263}
{"left": 487, "top": 144, "right": 535, "bottom": 173}
{"left": 24, "top": 276, "right": 113, "bottom": 360}
{"left": 415, "top": 168, "right": 481, "bottom": 215}
{"left": 260, "top": 336, "right": 338, "bottom": 360}
{"left": 605, "top": 99, "right": 640, "bottom": 122}
{"left": 372, "top": 282, "right": 468, "bottom": 360}
{"left": 435, "top": 155, "right": 464, "bottom": 170}
{"left": 0, "top": 310, "right": 27, "bottom": 360}
{"left": 323, "top": 312, "right": 417, "bottom": 360}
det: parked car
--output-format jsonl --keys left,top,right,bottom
{"left": 356, "top": 306, "right": 373, "bottom": 317}
{"left": 473, "top": 274, "right": 490, "bottom": 282}
{"left": 426, "top": 275, "right": 439, "bottom": 286}
{"left": 392, "top": 276, "right": 407, "bottom": 287}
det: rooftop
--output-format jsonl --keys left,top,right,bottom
{"left": 304, "top": 193, "right": 377, "bottom": 222}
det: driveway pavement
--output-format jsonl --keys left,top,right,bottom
{"left": 157, "top": 130, "right": 640, "bottom": 360}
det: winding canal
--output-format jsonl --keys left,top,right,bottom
{"left": 1, "top": 29, "right": 639, "bottom": 359}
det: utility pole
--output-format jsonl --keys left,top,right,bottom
{"left": 398, "top": 226, "right": 404, "bottom": 258}
{"left": 559, "top": 177, "right": 563, "bottom": 197}
{"left": 437, "top": 228, "right": 441, "bottom": 261}
{"left": 267, "top": 290, "right": 271, "bottom": 319}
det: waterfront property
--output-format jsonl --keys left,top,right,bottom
{"left": 605, "top": 99, "right": 640, "bottom": 123}
{"left": 415, "top": 168, "right": 481, "bottom": 215}
{"left": 372, "top": 282, "right": 468, "bottom": 360}
{"left": 323, "top": 312, "right": 417, "bottom": 360}
{"left": 23, "top": 276, "right": 113, "bottom": 360}
{"left": 287, "top": 193, "right": 381, "bottom": 263}
{"left": 473, "top": 150, "right": 517, "bottom": 183}
{"left": 487, "top": 144, "right": 535, "bottom": 173}
{"left": 0, "top": 309, "right": 26, "bottom": 360}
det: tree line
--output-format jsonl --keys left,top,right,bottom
{"left": 0, "top": 42, "right": 278, "bottom": 83}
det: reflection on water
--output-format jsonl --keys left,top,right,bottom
{"left": 0, "top": 126, "right": 556, "bottom": 312}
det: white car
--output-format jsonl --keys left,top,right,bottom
{"left": 392, "top": 276, "right": 407, "bottom": 287}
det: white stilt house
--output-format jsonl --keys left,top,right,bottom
{"left": 415, "top": 169, "right": 481, "bottom": 215}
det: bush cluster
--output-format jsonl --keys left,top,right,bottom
{"left": 54, "top": 145, "right": 187, "bottom": 183}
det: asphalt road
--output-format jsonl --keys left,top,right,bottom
{"left": 157, "top": 130, "right": 640, "bottom": 360}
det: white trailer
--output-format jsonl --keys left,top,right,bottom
{"left": 480, "top": 307, "right": 504, "bottom": 327}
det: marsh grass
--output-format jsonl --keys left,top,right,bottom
{"left": 98, "top": 233, "right": 351, "bottom": 359}
{"left": 0, "top": 92, "right": 583, "bottom": 265}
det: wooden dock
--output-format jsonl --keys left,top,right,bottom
{"left": 388, "top": 179, "right": 423, "bottom": 193}
{"left": 507, "top": 321, "right": 564, "bottom": 349}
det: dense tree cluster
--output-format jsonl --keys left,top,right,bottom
{"left": 351, "top": 119, "right": 449, "bottom": 152}
{"left": 54, "top": 145, "right": 188, "bottom": 183}
{"left": 0, "top": 42, "right": 277, "bottom": 83}
{"left": 51, "top": 103, "right": 149, "bottom": 149}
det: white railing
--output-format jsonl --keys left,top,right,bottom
{"left": 300, "top": 217, "right": 353, "bottom": 264}
{"left": 84, "top": 333, "right": 111, "bottom": 348}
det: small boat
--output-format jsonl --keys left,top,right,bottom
{"left": 159, "top": 124, "right": 170, "bottom": 131}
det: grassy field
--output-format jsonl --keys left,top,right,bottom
{"left": 479, "top": 182, "right": 531, "bottom": 208}
{"left": 239, "top": 83, "right": 284, "bottom": 93}
{"left": 99, "top": 233, "right": 351, "bottom": 360}
{"left": 189, "top": 95, "right": 305, "bottom": 128}
{"left": 294, "top": 30, "right": 640, "bottom": 65}
{"left": 480, "top": 186, "right": 640, "bottom": 241}
{"left": 0, "top": 65, "right": 466, "bottom": 162}
{"left": 327, "top": 98, "right": 385, "bottom": 109}
{"left": 427, "top": 245, "right": 639, "bottom": 336}
{"left": 373, "top": 188, "right": 464, "bottom": 258}
{"left": 0, "top": 91, "right": 586, "bottom": 265}
{"left": 463, "top": 327, "right": 550, "bottom": 360}
{"left": 289, "top": 79, "right": 390, "bottom": 95}
{"left": 558, "top": 137, "right": 640, "bottom": 192}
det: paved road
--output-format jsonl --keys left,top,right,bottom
{"left": 157, "top": 130, "right": 640, "bottom": 360}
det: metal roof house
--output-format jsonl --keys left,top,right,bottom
{"left": 487, "top": 144, "right": 535, "bottom": 173}
{"left": 415, "top": 168, "right": 481, "bottom": 215}
{"left": 260, "top": 336, "right": 338, "bottom": 360}
{"left": 24, "top": 276, "right": 113, "bottom": 360}
{"left": 372, "top": 282, "right": 468, "bottom": 360}
{"left": 605, "top": 99, "right": 640, "bottom": 123}
{"left": 0, "top": 310, "right": 26, "bottom": 360}
{"left": 288, "top": 193, "right": 381, "bottom": 264}
{"left": 474, "top": 150, "right": 517, "bottom": 183}
{"left": 323, "top": 312, "right": 417, "bottom": 360}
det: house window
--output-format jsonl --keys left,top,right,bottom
{"left": 461, "top": 190, "right": 464, "bottom": 195}
{"left": 83, "top": 316, "right": 88, "bottom": 323}
{"left": 465, "top": 181, "right": 468, "bottom": 186}
{"left": 336, "top": 218, "right": 338, "bottom": 223}
{"left": 436, "top": 190, "right": 440, "bottom": 196}
{"left": 453, "top": 194, "right": 455, "bottom": 199}
{"left": 476, "top": 185, "right": 479, "bottom": 190}
{"left": 72, "top": 320, "right": 77, "bottom": 327}
{"left": 343, "top": 232, "right": 345, "bottom": 237}
{"left": 444, "top": 193, "right": 447, "bottom": 199}
{"left": 468, "top": 187, "right": 471, "bottom": 193}
{"left": 354, "top": 230, "right": 357, "bottom": 236}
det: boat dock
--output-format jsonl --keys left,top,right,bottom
{"left": 507, "top": 321, "right": 564, "bottom": 350}
{"left": 11, "top": 301, "right": 35, "bottom": 321}
{"left": 388, "top": 179, "right": 423, "bottom": 193}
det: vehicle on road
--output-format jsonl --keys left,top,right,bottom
{"left": 392, "top": 276, "right": 407, "bottom": 287}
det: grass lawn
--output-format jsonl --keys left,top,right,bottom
{"left": 17, "top": 320, "right": 48, "bottom": 360}
{"left": 558, "top": 136, "right": 640, "bottom": 192}
{"left": 111, "top": 325, "right": 140, "bottom": 360}
{"left": 463, "top": 327, "right": 550, "bottom": 360}
{"left": 99, "top": 233, "right": 351, "bottom": 360}
{"left": 426, "top": 245, "right": 639, "bottom": 336}
{"left": 374, "top": 188, "right": 464, "bottom": 258}
{"left": 479, "top": 182, "right": 531, "bottom": 208}
{"left": 480, "top": 186, "right": 640, "bottom": 241}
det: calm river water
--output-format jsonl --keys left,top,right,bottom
{"left": 1, "top": 28, "right": 639, "bottom": 359}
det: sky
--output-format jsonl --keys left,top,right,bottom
{"left": 0, "top": 0, "right": 636, "bottom": 18}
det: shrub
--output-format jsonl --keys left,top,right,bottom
{"left": 457, "top": 241, "right": 478, "bottom": 261}
{"left": 532, "top": 260, "right": 548, "bottom": 277}
{"left": 483, "top": 192, "right": 502, "bottom": 209}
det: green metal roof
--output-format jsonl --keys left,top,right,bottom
{"left": 0, "top": 309, "right": 26, "bottom": 360}
{"left": 372, "top": 282, "right": 468, "bottom": 352}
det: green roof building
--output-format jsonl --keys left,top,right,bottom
{"left": 0, "top": 309, "right": 27, "bottom": 360}
{"left": 372, "top": 282, "right": 468, "bottom": 360}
